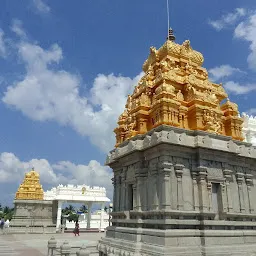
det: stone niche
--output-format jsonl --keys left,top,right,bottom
{"left": 98, "top": 125, "right": 256, "bottom": 256}
{"left": 11, "top": 199, "right": 56, "bottom": 227}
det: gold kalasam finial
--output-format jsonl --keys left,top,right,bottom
{"left": 167, "top": 28, "right": 175, "bottom": 41}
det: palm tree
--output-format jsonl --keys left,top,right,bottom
{"left": 79, "top": 205, "right": 88, "bottom": 213}
{"left": 62, "top": 205, "right": 75, "bottom": 215}
{"left": 0, "top": 205, "right": 14, "bottom": 220}
{"left": 3, "top": 206, "right": 10, "bottom": 214}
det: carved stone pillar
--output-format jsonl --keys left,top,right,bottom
{"left": 175, "top": 164, "right": 184, "bottom": 210}
{"left": 140, "top": 174, "right": 148, "bottom": 211}
{"left": 221, "top": 182, "right": 227, "bottom": 213}
{"left": 132, "top": 184, "right": 137, "bottom": 210}
{"left": 197, "top": 166, "right": 208, "bottom": 212}
{"left": 236, "top": 172, "right": 245, "bottom": 213}
{"left": 120, "top": 175, "right": 126, "bottom": 211}
{"left": 147, "top": 171, "right": 152, "bottom": 210}
{"left": 151, "top": 169, "right": 159, "bottom": 210}
{"left": 159, "top": 161, "right": 172, "bottom": 210}
{"left": 207, "top": 182, "right": 212, "bottom": 211}
{"left": 223, "top": 169, "right": 233, "bottom": 212}
{"left": 192, "top": 171, "right": 199, "bottom": 211}
{"left": 136, "top": 176, "right": 142, "bottom": 211}
{"left": 245, "top": 173, "right": 254, "bottom": 213}
{"left": 115, "top": 177, "right": 121, "bottom": 212}
{"left": 111, "top": 177, "right": 116, "bottom": 212}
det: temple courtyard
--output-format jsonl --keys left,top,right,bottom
{"left": 0, "top": 232, "right": 103, "bottom": 255}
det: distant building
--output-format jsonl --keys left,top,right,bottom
{"left": 242, "top": 113, "right": 256, "bottom": 145}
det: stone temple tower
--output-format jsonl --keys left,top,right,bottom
{"left": 98, "top": 29, "right": 256, "bottom": 256}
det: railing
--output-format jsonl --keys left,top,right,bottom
{"left": 47, "top": 237, "right": 98, "bottom": 256}
{"left": 8, "top": 225, "right": 56, "bottom": 234}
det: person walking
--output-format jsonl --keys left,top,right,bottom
{"left": 0, "top": 218, "right": 5, "bottom": 235}
{"left": 73, "top": 220, "right": 80, "bottom": 236}
{"left": 3, "top": 219, "right": 10, "bottom": 234}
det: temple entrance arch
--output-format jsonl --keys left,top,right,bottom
{"left": 44, "top": 184, "right": 111, "bottom": 232}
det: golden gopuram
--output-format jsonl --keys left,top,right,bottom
{"left": 114, "top": 29, "right": 243, "bottom": 147}
{"left": 15, "top": 167, "right": 44, "bottom": 200}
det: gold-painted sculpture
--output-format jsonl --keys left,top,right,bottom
{"left": 15, "top": 168, "right": 44, "bottom": 200}
{"left": 114, "top": 29, "right": 244, "bottom": 147}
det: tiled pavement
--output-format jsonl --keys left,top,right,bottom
{"left": 0, "top": 232, "right": 104, "bottom": 256}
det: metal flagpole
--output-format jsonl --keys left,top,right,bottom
{"left": 167, "top": 0, "right": 170, "bottom": 33}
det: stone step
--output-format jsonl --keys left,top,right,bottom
{"left": 0, "top": 245, "right": 19, "bottom": 255}
{"left": 0, "top": 239, "right": 18, "bottom": 254}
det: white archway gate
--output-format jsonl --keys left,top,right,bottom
{"left": 44, "top": 184, "right": 111, "bottom": 232}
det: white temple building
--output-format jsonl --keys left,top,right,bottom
{"left": 242, "top": 113, "right": 256, "bottom": 145}
{"left": 44, "top": 184, "right": 111, "bottom": 231}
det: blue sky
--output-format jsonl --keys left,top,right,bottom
{"left": 0, "top": 0, "right": 256, "bottom": 206}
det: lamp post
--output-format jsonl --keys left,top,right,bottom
{"left": 108, "top": 203, "right": 113, "bottom": 227}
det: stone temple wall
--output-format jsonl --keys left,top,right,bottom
{"left": 10, "top": 199, "right": 56, "bottom": 233}
{"left": 98, "top": 125, "right": 256, "bottom": 256}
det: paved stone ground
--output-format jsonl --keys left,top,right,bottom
{"left": 0, "top": 232, "right": 104, "bottom": 256}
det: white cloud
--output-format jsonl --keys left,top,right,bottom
{"left": 209, "top": 65, "right": 243, "bottom": 81}
{"left": 52, "top": 160, "right": 112, "bottom": 192}
{"left": 11, "top": 19, "right": 27, "bottom": 38}
{"left": 0, "top": 152, "right": 113, "bottom": 198}
{"left": 0, "top": 29, "right": 7, "bottom": 58}
{"left": 224, "top": 81, "right": 256, "bottom": 95}
{"left": 247, "top": 108, "right": 256, "bottom": 115}
{"left": 209, "top": 8, "right": 247, "bottom": 31}
{"left": 234, "top": 13, "right": 256, "bottom": 70}
{"left": 32, "top": 0, "right": 50, "bottom": 14}
{"left": 0, "top": 152, "right": 62, "bottom": 184}
{"left": 2, "top": 25, "right": 142, "bottom": 153}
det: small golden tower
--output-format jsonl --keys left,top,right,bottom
{"left": 114, "top": 29, "right": 244, "bottom": 147}
{"left": 15, "top": 168, "right": 44, "bottom": 200}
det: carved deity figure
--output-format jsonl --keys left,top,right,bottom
{"left": 206, "top": 89, "right": 218, "bottom": 104}
{"left": 160, "top": 60, "right": 169, "bottom": 73}
{"left": 203, "top": 111, "right": 221, "bottom": 133}
{"left": 140, "top": 93, "right": 150, "bottom": 105}
{"left": 146, "top": 65, "right": 155, "bottom": 81}
{"left": 176, "top": 90, "right": 184, "bottom": 101}
{"left": 126, "top": 95, "right": 132, "bottom": 110}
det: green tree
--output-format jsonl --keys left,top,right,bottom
{"left": 79, "top": 205, "right": 88, "bottom": 213}
{"left": 67, "top": 213, "right": 78, "bottom": 222}
{"left": 0, "top": 205, "right": 14, "bottom": 220}
{"left": 62, "top": 205, "right": 75, "bottom": 215}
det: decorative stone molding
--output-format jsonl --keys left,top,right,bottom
{"left": 44, "top": 184, "right": 109, "bottom": 202}
{"left": 106, "top": 126, "right": 256, "bottom": 166}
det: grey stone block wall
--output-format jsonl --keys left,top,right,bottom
{"left": 11, "top": 199, "right": 55, "bottom": 232}
{"left": 98, "top": 125, "right": 256, "bottom": 256}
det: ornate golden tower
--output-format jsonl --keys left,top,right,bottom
{"left": 114, "top": 29, "right": 243, "bottom": 147}
{"left": 15, "top": 168, "right": 44, "bottom": 200}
